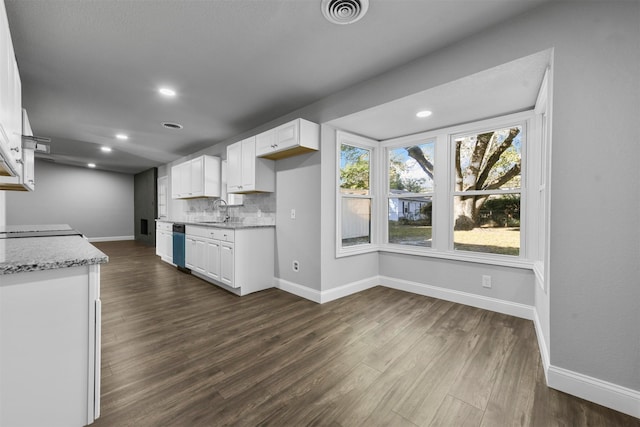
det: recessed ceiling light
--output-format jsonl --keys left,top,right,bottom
{"left": 162, "top": 122, "right": 183, "bottom": 129}
{"left": 115, "top": 133, "right": 129, "bottom": 140}
{"left": 158, "top": 87, "right": 176, "bottom": 97}
{"left": 87, "top": 163, "right": 96, "bottom": 168}
{"left": 416, "top": 110, "right": 433, "bottom": 118}
{"left": 101, "top": 146, "right": 112, "bottom": 153}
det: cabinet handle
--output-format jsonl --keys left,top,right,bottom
{"left": 10, "top": 147, "right": 19, "bottom": 152}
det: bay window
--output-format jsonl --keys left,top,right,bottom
{"left": 336, "top": 111, "right": 535, "bottom": 268}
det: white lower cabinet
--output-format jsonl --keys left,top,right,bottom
{"left": 220, "top": 241, "right": 234, "bottom": 287}
{"left": 185, "top": 225, "right": 273, "bottom": 295}
{"left": 0, "top": 265, "right": 101, "bottom": 426}
{"left": 155, "top": 221, "right": 173, "bottom": 263}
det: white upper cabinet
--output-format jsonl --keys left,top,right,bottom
{"left": 255, "top": 118, "right": 319, "bottom": 160}
{"left": 0, "top": 109, "right": 34, "bottom": 191}
{"left": 171, "top": 155, "right": 221, "bottom": 199}
{"left": 0, "top": 1, "right": 23, "bottom": 178}
{"left": 226, "top": 136, "right": 275, "bottom": 194}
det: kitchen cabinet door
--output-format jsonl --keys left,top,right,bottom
{"left": 205, "top": 239, "right": 221, "bottom": 282}
{"left": 226, "top": 141, "right": 243, "bottom": 192}
{"left": 220, "top": 242, "right": 234, "bottom": 287}
{"left": 226, "top": 137, "right": 274, "bottom": 194}
{"left": 164, "top": 232, "right": 173, "bottom": 263}
{"left": 190, "top": 156, "right": 203, "bottom": 195}
{"left": 0, "top": 5, "right": 22, "bottom": 178}
{"left": 240, "top": 137, "right": 255, "bottom": 190}
{"left": 255, "top": 119, "right": 319, "bottom": 160}
{"left": 179, "top": 162, "right": 191, "bottom": 197}
{"left": 185, "top": 236, "right": 196, "bottom": 270}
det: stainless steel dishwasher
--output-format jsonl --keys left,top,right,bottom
{"left": 172, "top": 223, "right": 187, "bottom": 271}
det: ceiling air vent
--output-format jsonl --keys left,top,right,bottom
{"left": 321, "top": 0, "right": 369, "bottom": 25}
{"left": 162, "top": 122, "right": 183, "bottom": 129}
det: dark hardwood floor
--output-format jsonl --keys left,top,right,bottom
{"left": 91, "top": 240, "right": 639, "bottom": 426}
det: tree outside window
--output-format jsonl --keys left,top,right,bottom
{"left": 453, "top": 126, "right": 522, "bottom": 255}
{"left": 340, "top": 143, "right": 372, "bottom": 247}
{"left": 387, "top": 141, "right": 434, "bottom": 247}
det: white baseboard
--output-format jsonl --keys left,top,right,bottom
{"left": 88, "top": 235, "right": 135, "bottom": 242}
{"left": 547, "top": 365, "right": 640, "bottom": 419}
{"left": 379, "top": 275, "right": 535, "bottom": 320}
{"left": 274, "top": 278, "right": 322, "bottom": 303}
{"left": 274, "top": 276, "right": 378, "bottom": 304}
{"left": 532, "top": 308, "right": 550, "bottom": 379}
{"left": 320, "top": 276, "right": 378, "bottom": 303}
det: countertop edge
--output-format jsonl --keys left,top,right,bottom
{"left": 0, "top": 234, "right": 109, "bottom": 276}
{"left": 155, "top": 219, "right": 275, "bottom": 230}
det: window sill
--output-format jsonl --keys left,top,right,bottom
{"left": 336, "top": 244, "right": 380, "bottom": 258}
{"left": 380, "top": 244, "right": 534, "bottom": 270}
{"left": 336, "top": 242, "right": 534, "bottom": 270}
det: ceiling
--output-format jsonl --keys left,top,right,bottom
{"left": 329, "top": 49, "right": 551, "bottom": 140}
{"left": 5, "top": 0, "right": 549, "bottom": 175}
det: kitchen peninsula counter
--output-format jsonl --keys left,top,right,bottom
{"left": 0, "top": 224, "right": 108, "bottom": 275}
{"left": 0, "top": 223, "right": 104, "bottom": 425}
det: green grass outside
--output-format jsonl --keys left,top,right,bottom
{"left": 388, "top": 221, "right": 519, "bottom": 255}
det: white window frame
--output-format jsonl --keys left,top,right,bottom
{"left": 448, "top": 119, "right": 527, "bottom": 259}
{"left": 381, "top": 135, "right": 438, "bottom": 250}
{"left": 336, "top": 131, "right": 380, "bottom": 257}
{"left": 335, "top": 110, "right": 548, "bottom": 270}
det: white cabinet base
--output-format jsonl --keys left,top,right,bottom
{"left": 0, "top": 265, "right": 101, "bottom": 426}
{"left": 187, "top": 226, "right": 274, "bottom": 296}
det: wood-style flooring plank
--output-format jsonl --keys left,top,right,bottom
{"left": 89, "top": 241, "right": 640, "bottom": 427}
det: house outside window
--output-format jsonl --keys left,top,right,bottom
{"left": 386, "top": 141, "right": 435, "bottom": 248}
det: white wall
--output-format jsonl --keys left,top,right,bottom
{"left": 5, "top": 159, "right": 134, "bottom": 239}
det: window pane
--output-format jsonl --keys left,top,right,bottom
{"left": 340, "top": 144, "right": 370, "bottom": 195}
{"left": 455, "top": 126, "right": 522, "bottom": 191}
{"left": 388, "top": 196, "right": 432, "bottom": 247}
{"left": 453, "top": 194, "right": 520, "bottom": 256}
{"left": 342, "top": 197, "right": 371, "bottom": 247}
{"left": 389, "top": 142, "right": 434, "bottom": 193}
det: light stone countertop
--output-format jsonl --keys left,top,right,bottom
{"left": 0, "top": 232, "right": 108, "bottom": 276}
{"left": 156, "top": 219, "right": 275, "bottom": 230}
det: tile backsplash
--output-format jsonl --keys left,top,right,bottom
{"left": 181, "top": 193, "right": 276, "bottom": 225}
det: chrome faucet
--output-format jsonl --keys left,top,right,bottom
{"left": 214, "top": 199, "right": 230, "bottom": 223}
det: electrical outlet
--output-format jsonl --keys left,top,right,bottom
{"left": 290, "top": 209, "right": 296, "bottom": 220}
{"left": 482, "top": 275, "right": 492, "bottom": 288}
{"left": 292, "top": 260, "right": 300, "bottom": 272}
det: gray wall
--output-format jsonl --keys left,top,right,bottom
{"left": 134, "top": 167, "right": 157, "bottom": 245}
{"left": 319, "top": 124, "right": 380, "bottom": 291}
{"left": 305, "top": 1, "right": 639, "bottom": 392}
{"left": 275, "top": 152, "right": 322, "bottom": 290}
{"left": 6, "top": 159, "right": 134, "bottom": 239}
{"left": 154, "top": 0, "right": 638, "bottom": 394}
{"left": 0, "top": 192, "right": 5, "bottom": 226}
